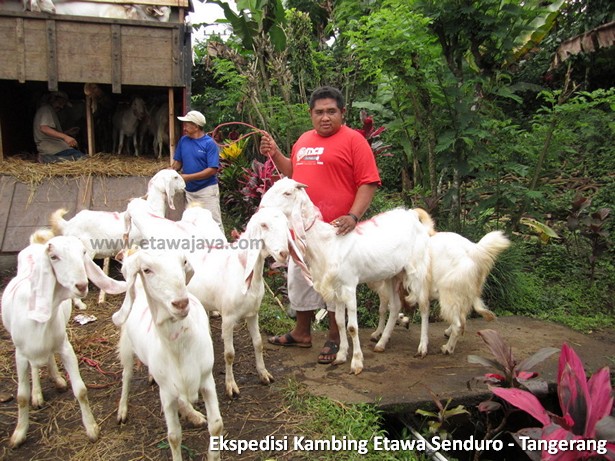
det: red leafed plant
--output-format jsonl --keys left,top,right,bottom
{"left": 354, "top": 110, "right": 392, "bottom": 157}
{"left": 491, "top": 343, "right": 615, "bottom": 460}
{"left": 468, "top": 329, "right": 559, "bottom": 395}
{"left": 239, "top": 158, "right": 278, "bottom": 202}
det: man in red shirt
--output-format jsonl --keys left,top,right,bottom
{"left": 260, "top": 86, "right": 381, "bottom": 364}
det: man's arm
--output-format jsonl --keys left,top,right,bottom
{"left": 348, "top": 183, "right": 378, "bottom": 220}
{"left": 40, "top": 125, "right": 78, "bottom": 148}
{"left": 181, "top": 167, "right": 218, "bottom": 183}
{"left": 332, "top": 183, "right": 378, "bottom": 235}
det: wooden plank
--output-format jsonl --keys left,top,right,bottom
{"left": 86, "top": 95, "right": 95, "bottom": 156}
{"left": 56, "top": 22, "right": 113, "bottom": 82}
{"left": 168, "top": 87, "right": 175, "bottom": 164}
{"left": 1, "top": 13, "right": 188, "bottom": 87}
{"left": 0, "top": 177, "right": 16, "bottom": 252}
{"left": 172, "top": 26, "right": 182, "bottom": 86}
{"left": 0, "top": 18, "right": 17, "bottom": 80}
{"left": 24, "top": 19, "right": 48, "bottom": 81}
{"left": 16, "top": 18, "right": 26, "bottom": 83}
{"left": 121, "top": 26, "right": 172, "bottom": 86}
{"left": 46, "top": 19, "right": 58, "bottom": 91}
{"left": 111, "top": 24, "right": 122, "bottom": 93}
{"left": 90, "top": 176, "right": 150, "bottom": 211}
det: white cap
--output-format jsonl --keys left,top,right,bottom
{"left": 177, "top": 110, "right": 206, "bottom": 127}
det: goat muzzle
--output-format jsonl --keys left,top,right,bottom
{"left": 171, "top": 298, "right": 190, "bottom": 316}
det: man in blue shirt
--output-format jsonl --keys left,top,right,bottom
{"left": 171, "top": 110, "right": 224, "bottom": 232}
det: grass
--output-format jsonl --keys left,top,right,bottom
{"left": 281, "top": 379, "right": 427, "bottom": 461}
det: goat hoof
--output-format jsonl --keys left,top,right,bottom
{"left": 259, "top": 371, "right": 274, "bottom": 385}
{"left": 86, "top": 424, "right": 100, "bottom": 442}
{"left": 373, "top": 345, "right": 385, "bottom": 353}
{"left": 225, "top": 383, "right": 240, "bottom": 398}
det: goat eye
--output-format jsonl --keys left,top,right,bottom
{"left": 143, "top": 268, "right": 152, "bottom": 274}
{"left": 283, "top": 191, "right": 291, "bottom": 196}
{"left": 50, "top": 255, "right": 59, "bottom": 261}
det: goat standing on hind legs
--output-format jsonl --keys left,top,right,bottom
{"left": 1, "top": 231, "right": 127, "bottom": 448}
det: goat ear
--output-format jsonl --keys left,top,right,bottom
{"left": 241, "top": 222, "right": 263, "bottom": 294}
{"left": 288, "top": 230, "right": 312, "bottom": 287}
{"left": 112, "top": 285, "right": 135, "bottom": 327}
{"left": 28, "top": 244, "right": 56, "bottom": 323}
{"left": 290, "top": 201, "right": 307, "bottom": 247}
{"left": 165, "top": 176, "right": 176, "bottom": 211}
{"left": 242, "top": 249, "right": 259, "bottom": 295}
{"left": 184, "top": 257, "right": 195, "bottom": 285}
{"left": 112, "top": 252, "right": 140, "bottom": 326}
{"left": 83, "top": 253, "right": 127, "bottom": 294}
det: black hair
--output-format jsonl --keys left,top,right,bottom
{"left": 309, "top": 86, "right": 345, "bottom": 110}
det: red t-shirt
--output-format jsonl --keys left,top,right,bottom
{"left": 291, "top": 125, "right": 381, "bottom": 222}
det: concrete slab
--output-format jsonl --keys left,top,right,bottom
{"left": 265, "top": 316, "right": 615, "bottom": 413}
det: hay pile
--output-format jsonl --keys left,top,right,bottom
{"left": 0, "top": 154, "right": 168, "bottom": 186}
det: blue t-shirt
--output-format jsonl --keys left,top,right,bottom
{"left": 174, "top": 134, "right": 220, "bottom": 192}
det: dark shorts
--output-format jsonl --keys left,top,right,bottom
{"left": 38, "top": 149, "right": 85, "bottom": 163}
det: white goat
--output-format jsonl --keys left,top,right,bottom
{"left": 50, "top": 169, "right": 185, "bottom": 260}
{"left": 50, "top": 169, "right": 184, "bottom": 308}
{"left": 54, "top": 2, "right": 149, "bottom": 20}
{"left": 371, "top": 210, "right": 511, "bottom": 354}
{"left": 112, "top": 249, "right": 223, "bottom": 461}
{"left": 113, "top": 96, "right": 147, "bottom": 156}
{"left": 1, "top": 231, "right": 126, "bottom": 448}
{"left": 188, "top": 207, "right": 304, "bottom": 397}
{"left": 123, "top": 197, "right": 227, "bottom": 260}
{"left": 259, "top": 178, "right": 432, "bottom": 374}
{"left": 25, "top": 0, "right": 171, "bottom": 21}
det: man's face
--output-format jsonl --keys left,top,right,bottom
{"left": 51, "top": 97, "right": 68, "bottom": 111}
{"left": 182, "top": 121, "right": 201, "bottom": 138}
{"left": 310, "top": 98, "right": 345, "bottom": 137}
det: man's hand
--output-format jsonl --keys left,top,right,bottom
{"left": 331, "top": 214, "right": 358, "bottom": 235}
{"left": 259, "top": 132, "right": 279, "bottom": 159}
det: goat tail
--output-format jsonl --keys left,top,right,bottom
{"left": 474, "top": 231, "right": 511, "bottom": 269}
{"left": 29, "top": 228, "right": 55, "bottom": 244}
{"left": 49, "top": 208, "right": 69, "bottom": 235}
{"left": 473, "top": 297, "right": 496, "bottom": 321}
{"left": 413, "top": 208, "right": 436, "bottom": 236}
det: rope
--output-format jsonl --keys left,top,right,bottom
{"left": 207, "top": 121, "right": 282, "bottom": 177}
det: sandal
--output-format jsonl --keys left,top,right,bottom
{"left": 317, "top": 340, "right": 339, "bottom": 364}
{"left": 268, "top": 332, "right": 312, "bottom": 348}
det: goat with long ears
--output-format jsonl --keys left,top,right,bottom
{"left": 188, "top": 206, "right": 306, "bottom": 397}
{"left": 1, "top": 231, "right": 126, "bottom": 448}
{"left": 112, "top": 248, "right": 223, "bottom": 461}
{"left": 259, "top": 178, "right": 432, "bottom": 374}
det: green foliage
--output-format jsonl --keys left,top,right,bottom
{"left": 192, "top": 0, "right": 615, "bottom": 339}
{"left": 415, "top": 389, "right": 469, "bottom": 441}
{"left": 283, "top": 379, "right": 422, "bottom": 460}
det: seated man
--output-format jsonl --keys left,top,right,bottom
{"left": 33, "top": 91, "right": 85, "bottom": 163}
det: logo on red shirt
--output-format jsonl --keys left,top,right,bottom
{"left": 296, "top": 147, "right": 324, "bottom": 164}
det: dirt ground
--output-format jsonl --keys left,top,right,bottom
{"left": 0, "top": 285, "right": 309, "bottom": 461}
{"left": 1, "top": 280, "right": 615, "bottom": 461}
